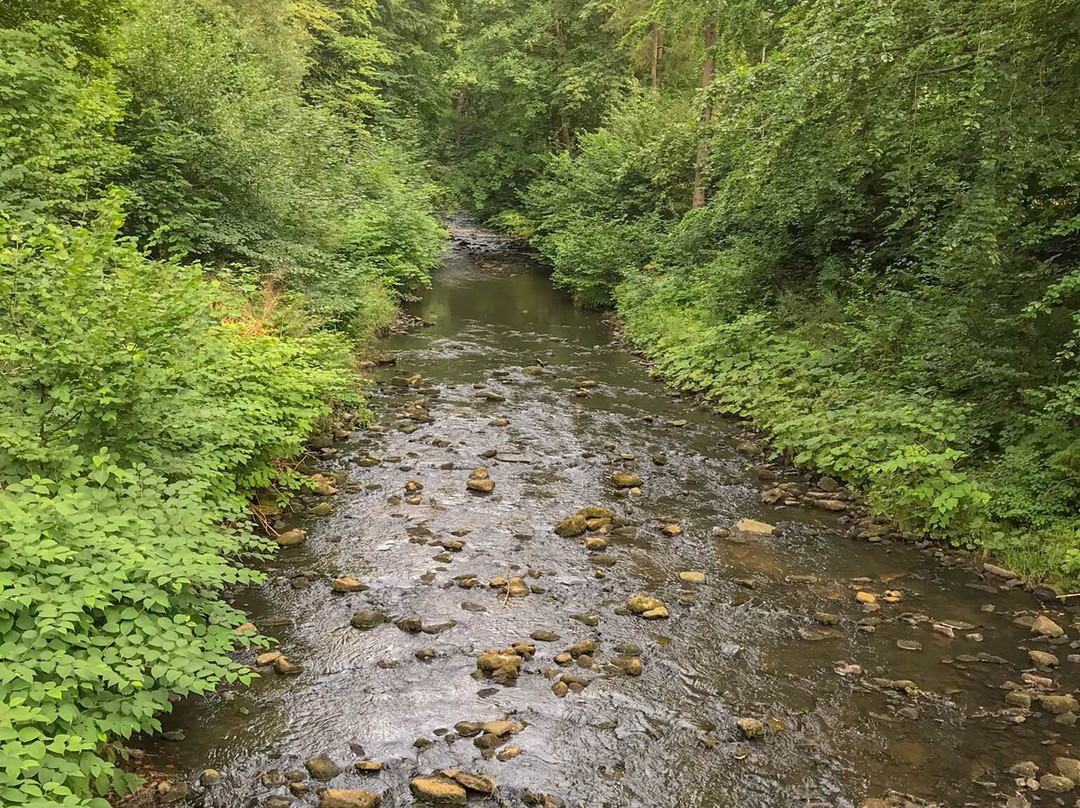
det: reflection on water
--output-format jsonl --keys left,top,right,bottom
{"left": 127, "top": 223, "right": 1080, "bottom": 808}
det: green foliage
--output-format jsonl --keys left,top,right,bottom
{"left": 0, "top": 0, "right": 452, "bottom": 802}
{"left": 525, "top": 92, "right": 691, "bottom": 305}
{"left": 0, "top": 208, "right": 358, "bottom": 805}
{"left": 0, "top": 23, "right": 127, "bottom": 220}
{"left": 619, "top": 277, "right": 985, "bottom": 524}
{"left": 0, "top": 469, "right": 261, "bottom": 808}
{"left": 442, "top": 0, "right": 633, "bottom": 217}
{"left": 0, "top": 200, "right": 357, "bottom": 490}
{"left": 112, "top": 0, "right": 446, "bottom": 328}
{"left": 515, "top": 0, "right": 1080, "bottom": 580}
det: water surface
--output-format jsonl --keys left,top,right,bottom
{"left": 132, "top": 224, "right": 1080, "bottom": 808}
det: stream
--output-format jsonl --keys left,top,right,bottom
{"left": 131, "top": 223, "right": 1080, "bottom": 808}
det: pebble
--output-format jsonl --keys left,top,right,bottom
{"left": 441, "top": 770, "right": 495, "bottom": 795}
{"left": 349, "top": 611, "right": 387, "bottom": 630}
{"left": 737, "top": 718, "right": 764, "bottom": 739}
{"left": 305, "top": 756, "right": 342, "bottom": 781}
{"left": 1009, "top": 761, "right": 1040, "bottom": 778}
{"left": 611, "top": 657, "right": 643, "bottom": 676}
{"left": 331, "top": 576, "right": 365, "bottom": 593}
{"left": 799, "top": 627, "right": 838, "bottom": 641}
{"left": 319, "top": 791, "right": 380, "bottom": 808}
{"left": 679, "top": 571, "right": 705, "bottom": 584}
{"left": 1029, "top": 649, "right": 1060, "bottom": 668}
{"left": 273, "top": 657, "right": 302, "bottom": 675}
{"left": 1033, "top": 614, "right": 1065, "bottom": 638}
{"left": 1039, "top": 773, "right": 1075, "bottom": 793}
{"left": 274, "top": 529, "right": 306, "bottom": 547}
{"left": 466, "top": 467, "right": 495, "bottom": 493}
{"left": 732, "top": 519, "right": 775, "bottom": 535}
{"left": 554, "top": 515, "right": 587, "bottom": 536}
{"left": 261, "top": 771, "right": 286, "bottom": 788}
{"left": 1038, "top": 694, "right": 1079, "bottom": 714}
{"left": 506, "top": 578, "right": 530, "bottom": 597}
{"left": 626, "top": 594, "right": 664, "bottom": 614}
{"left": 1054, "top": 758, "right": 1080, "bottom": 783}
{"left": 483, "top": 720, "right": 523, "bottom": 736}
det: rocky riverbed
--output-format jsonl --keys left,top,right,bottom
{"left": 127, "top": 223, "right": 1080, "bottom": 808}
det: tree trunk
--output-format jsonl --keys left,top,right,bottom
{"left": 691, "top": 17, "right": 717, "bottom": 209}
{"left": 650, "top": 23, "right": 663, "bottom": 91}
{"left": 554, "top": 14, "right": 570, "bottom": 147}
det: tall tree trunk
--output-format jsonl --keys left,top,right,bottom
{"left": 554, "top": 14, "right": 570, "bottom": 147}
{"left": 650, "top": 23, "right": 663, "bottom": 91}
{"left": 691, "top": 17, "right": 717, "bottom": 209}
{"left": 558, "top": 113, "right": 571, "bottom": 147}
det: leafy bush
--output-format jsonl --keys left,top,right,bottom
{"left": 0, "top": 23, "right": 127, "bottom": 220}
{"left": 0, "top": 0, "right": 452, "bottom": 804}
{"left": 0, "top": 469, "right": 263, "bottom": 808}
{"left": 113, "top": 0, "right": 445, "bottom": 312}
{"left": 0, "top": 206, "right": 359, "bottom": 806}
{"left": 515, "top": 0, "right": 1080, "bottom": 583}
{"left": 0, "top": 205, "right": 356, "bottom": 487}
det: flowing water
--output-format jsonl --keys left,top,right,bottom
{"left": 131, "top": 224, "right": 1080, "bottom": 808}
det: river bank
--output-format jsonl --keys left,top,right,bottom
{"left": 125, "top": 223, "right": 1080, "bottom": 808}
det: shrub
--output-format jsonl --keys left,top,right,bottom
{"left": 0, "top": 207, "right": 357, "bottom": 806}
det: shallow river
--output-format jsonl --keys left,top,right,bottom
{"left": 134, "top": 224, "right": 1080, "bottom": 808}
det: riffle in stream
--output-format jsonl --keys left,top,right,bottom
{"left": 128, "top": 224, "right": 1080, "bottom": 808}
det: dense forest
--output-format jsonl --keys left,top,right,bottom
{"left": 443, "top": 0, "right": 1080, "bottom": 582}
{"left": 3, "top": 0, "right": 1080, "bottom": 804}
{"left": 0, "top": 0, "right": 451, "bottom": 804}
